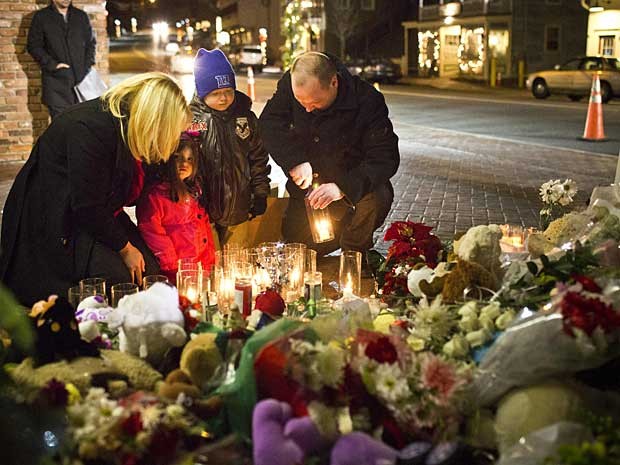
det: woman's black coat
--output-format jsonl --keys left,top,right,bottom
{"left": 0, "top": 99, "right": 137, "bottom": 306}
{"left": 27, "top": 4, "right": 96, "bottom": 108}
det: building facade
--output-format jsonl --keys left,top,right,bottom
{"left": 585, "top": 0, "right": 620, "bottom": 59}
{"left": 402, "top": 0, "right": 588, "bottom": 82}
{"left": 215, "top": 0, "right": 410, "bottom": 67}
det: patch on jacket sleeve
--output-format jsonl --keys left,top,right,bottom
{"left": 235, "top": 117, "right": 250, "bottom": 140}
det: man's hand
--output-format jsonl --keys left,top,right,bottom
{"left": 307, "top": 183, "right": 344, "bottom": 209}
{"left": 289, "top": 162, "right": 313, "bottom": 190}
{"left": 55, "top": 63, "right": 70, "bottom": 69}
{"left": 119, "top": 242, "right": 145, "bottom": 285}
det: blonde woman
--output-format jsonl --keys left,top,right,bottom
{"left": 0, "top": 72, "right": 191, "bottom": 306}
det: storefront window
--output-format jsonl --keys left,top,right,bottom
{"left": 418, "top": 30, "right": 440, "bottom": 77}
{"left": 458, "top": 27, "right": 485, "bottom": 75}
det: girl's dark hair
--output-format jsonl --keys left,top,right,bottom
{"left": 165, "top": 134, "right": 199, "bottom": 202}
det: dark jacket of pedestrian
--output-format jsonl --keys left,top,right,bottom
{"left": 0, "top": 73, "right": 191, "bottom": 306}
{"left": 189, "top": 90, "right": 271, "bottom": 227}
{"left": 27, "top": 3, "right": 96, "bottom": 113}
{"left": 258, "top": 59, "right": 399, "bottom": 204}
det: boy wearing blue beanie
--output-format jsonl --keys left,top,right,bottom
{"left": 189, "top": 48, "right": 271, "bottom": 246}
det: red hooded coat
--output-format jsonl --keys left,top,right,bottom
{"left": 137, "top": 183, "right": 215, "bottom": 277}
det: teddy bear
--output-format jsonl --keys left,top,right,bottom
{"left": 29, "top": 294, "right": 99, "bottom": 365}
{"left": 107, "top": 282, "right": 186, "bottom": 367}
{"left": 453, "top": 224, "right": 503, "bottom": 280}
{"left": 157, "top": 332, "right": 224, "bottom": 399}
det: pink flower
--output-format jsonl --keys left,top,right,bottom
{"left": 420, "top": 354, "right": 460, "bottom": 404}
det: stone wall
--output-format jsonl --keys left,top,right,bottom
{"left": 0, "top": 0, "right": 109, "bottom": 161}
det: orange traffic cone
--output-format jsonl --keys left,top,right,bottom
{"left": 247, "top": 66, "right": 256, "bottom": 102}
{"left": 580, "top": 74, "right": 607, "bottom": 142}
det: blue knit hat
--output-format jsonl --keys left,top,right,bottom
{"left": 194, "top": 48, "right": 236, "bottom": 99}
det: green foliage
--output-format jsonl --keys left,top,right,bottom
{"left": 502, "top": 242, "right": 599, "bottom": 309}
{"left": 546, "top": 415, "right": 620, "bottom": 465}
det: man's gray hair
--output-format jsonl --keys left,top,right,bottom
{"left": 291, "top": 52, "right": 337, "bottom": 89}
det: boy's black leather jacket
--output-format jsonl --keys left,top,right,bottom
{"left": 189, "top": 91, "right": 271, "bottom": 226}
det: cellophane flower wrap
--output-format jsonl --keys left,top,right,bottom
{"left": 472, "top": 278, "right": 620, "bottom": 407}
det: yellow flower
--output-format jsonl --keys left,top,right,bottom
{"left": 407, "top": 335, "right": 426, "bottom": 351}
{"left": 65, "top": 383, "right": 81, "bottom": 405}
{"left": 373, "top": 313, "right": 396, "bottom": 334}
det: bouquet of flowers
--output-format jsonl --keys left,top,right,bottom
{"left": 63, "top": 387, "right": 209, "bottom": 465}
{"left": 279, "top": 327, "right": 470, "bottom": 446}
{"left": 539, "top": 179, "right": 578, "bottom": 230}
{"left": 472, "top": 276, "right": 620, "bottom": 407}
{"left": 377, "top": 221, "right": 444, "bottom": 305}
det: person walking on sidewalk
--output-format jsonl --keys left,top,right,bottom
{"left": 259, "top": 51, "right": 400, "bottom": 265}
{"left": 188, "top": 48, "right": 271, "bottom": 247}
{"left": 0, "top": 72, "right": 191, "bottom": 307}
{"left": 27, "top": 0, "right": 96, "bottom": 119}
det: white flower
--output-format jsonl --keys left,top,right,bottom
{"left": 374, "top": 362, "right": 411, "bottom": 404}
{"left": 407, "top": 335, "right": 426, "bottom": 351}
{"left": 540, "top": 179, "right": 561, "bottom": 204}
{"left": 411, "top": 296, "right": 456, "bottom": 344}
{"left": 458, "top": 315, "right": 480, "bottom": 332}
{"left": 465, "top": 328, "right": 492, "bottom": 348}
{"left": 480, "top": 302, "right": 501, "bottom": 320}
{"left": 442, "top": 335, "right": 470, "bottom": 358}
{"left": 495, "top": 309, "right": 516, "bottom": 330}
{"left": 316, "top": 343, "right": 346, "bottom": 388}
{"left": 308, "top": 401, "right": 340, "bottom": 439}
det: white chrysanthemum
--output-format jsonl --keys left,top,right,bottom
{"left": 410, "top": 296, "right": 456, "bottom": 345}
{"left": 539, "top": 180, "right": 560, "bottom": 204}
{"left": 374, "top": 362, "right": 411, "bottom": 403}
{"left": 316, "top": 344, "right": 346, "bottom": 388}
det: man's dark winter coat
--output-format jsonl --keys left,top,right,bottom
{"left": 27, "top": 3, "right": 96, "bottom": 108}
{"left": 258, "top": 60, "right": 400, "bottom": 204}
{"left": 0, "top": 99, "right": 137, "bottom": 306}
{"left": 189, "top": 91, "right": 271, "bottom": 226}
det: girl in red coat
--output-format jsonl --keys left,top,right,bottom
{"left": 137, "top": 135, "right": 215, "bottom": 282}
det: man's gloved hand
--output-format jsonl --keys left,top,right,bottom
{"left": 249, "top": 196, "right": 267, "bottom": 220}
{"left": 289, "top": 162, "right": 313, "bottom": 190}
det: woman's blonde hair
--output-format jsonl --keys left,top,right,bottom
{"left": 101, "top": 72, "right": 192, "bottom": 164}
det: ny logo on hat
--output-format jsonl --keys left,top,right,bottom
{"left": 215, "top": 74, "right": 231, "bottom": 88}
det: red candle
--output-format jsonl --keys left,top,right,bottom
{"left": 234, "top": 278, "right": 252, "bottom": 318}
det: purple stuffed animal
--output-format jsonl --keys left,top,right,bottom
{"left": 253, "top": 399, "right": 327, "bottom": 465}
{"left": 252, "top": 399, "right": 400, "bottom": 465}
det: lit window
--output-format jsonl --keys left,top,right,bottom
{"left": 599, "top": 35, "right": 615, "bottom": 57}
{"left": 545, "top": 26, "right": 560, "bottom": 52}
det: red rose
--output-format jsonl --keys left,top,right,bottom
{"left": 121, "top": 411, "right": 143, "bottom": 437}
{"left": 254, "top": 289, "right": 286, "bottom": 317}
{"left": 571, "top": 274, "right": 602, "bottom": 293}
{"left": 365, "top": 336, "right": 398, "bottom": 364}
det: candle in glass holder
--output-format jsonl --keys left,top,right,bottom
{"left": 235, "top": 278, "right": 253, "bottom": 318}
{"left": 305, "top": 190, "right": 335, "bottom": 243}
{"left": 339, "top": 251, "right": 361, "bottom": 298}
{"left": 304, "top": 271, "right": 322, "bottom": 318}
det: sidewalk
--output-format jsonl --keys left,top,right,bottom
{"left": 398, "top": 75, "right": 530, "bottom": 97}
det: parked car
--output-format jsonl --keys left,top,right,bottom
{"left": 227, "top": 44, "right": 264, "bottom": 72}
{"left": 170, "top": 45, "right": 195, "bottom": 74}
{"left": 526, "top": 56, "right": 620, "bottom": 103}
{"left": 345, "top": 57, "right": 402, "bottom": 84}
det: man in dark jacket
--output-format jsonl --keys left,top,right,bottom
{"left": 259, "top": 51, "right": 399, "bottom": 263}
{"left": 27, "top": 0, "right": 96, "bottom": 118}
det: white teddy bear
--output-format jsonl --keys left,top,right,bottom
{"left": 107, "top": 282, "right": 187, "bottom": 367}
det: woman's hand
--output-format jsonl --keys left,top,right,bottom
{"left": 119, "top": 242, "right": 145, "bottom": 284}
